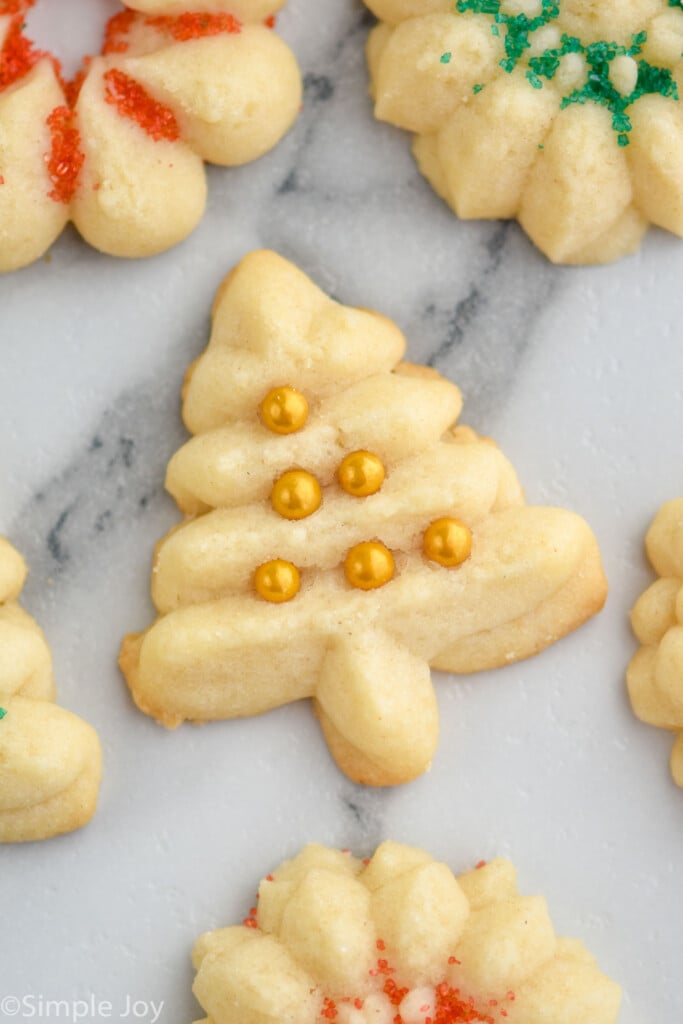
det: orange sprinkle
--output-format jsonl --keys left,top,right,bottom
{"left": 433, "top": 983, "right": 495, "bottom": 1023}
{"left": 103, "top": 68, "right": 180, "bottom": 142}
{"left": 0, "top": 13, "right": 52, "bottom": 92}
{"left": 264, "top": 14, "right": 276, "bottom": 27}
{"left": 329, "top": 963, "right": 512, "bottom": 1023}
{"left": 45, "top": 105, "right": 83, "bottom": 203}
{"left": 0, "top": 0, "right": 31, "bottom": 16}
{"left": 475, "top": 861, "right": 487, "bottom": 870}
{"left": 377, "top": 939, "right": 386, "bottom": 951}
{"left": 383, "top": 978, "right": 409, "bottom": 1006}
{"left": 102, "top": 9, "right": 137, "bottom": 55}
{"left": 146, "top": 12, "right": 241, "bottom": 41}
{"left": 448, "top": 956, "right": 461, "bottom": 965}
{"left": 321, "top": 997, "right": 338, "bottom": 1020}
{"left": 265, "top": 874, "right": 274, "bottom": 882}
{"left": 0, "top": 175, "right": 4, "bottom": 185}
{"left": 343, "top": 972, "right": 502, "bottom": 1024}
{"left": 242, "top": 916, "right": 258, "bottom": 929}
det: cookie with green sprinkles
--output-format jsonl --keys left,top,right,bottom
{"left": 365, "top": 0, "right": 683, "bottom": 263}
{"left": 0, "top": 536, "right": 102, "bottom": 843}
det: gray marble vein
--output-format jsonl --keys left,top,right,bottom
{"left": 9, "top": 373, "right": 186, "bottom": 606}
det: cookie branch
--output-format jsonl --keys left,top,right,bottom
{"left": 0, "top": 537, "right": 102, "bottom": 843}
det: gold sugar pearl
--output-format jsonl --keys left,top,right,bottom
{"left": 260, "top": 386, "right": 309, "bottom": 434}
{"left": 254, "top": 559, "right": 301, "bottom": 603}
{"left": 271, "top": 469, "right": 322, "bottom": 520}
{"left": 338, "top": 450, "right": 386, "bottom": 498}
{"left": 344, "top": 541, "right": 395, "bottom": 591}
{"left": 423, "top": 517, "right": 472, "bottom": 568}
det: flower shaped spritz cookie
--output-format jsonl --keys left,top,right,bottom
{"left": 627, "top": 499, "right": 683, "bottom": 788}
{"left": 0, "top": 538, "right": 102, "bottom": 842}
{"left": 192, "top": 841, "right": 622, "bottom": 1024}
{"left": 0, "top": 0, "right": 301, "bottom": 271}
{"left": 365, "top": 0, "right": 683, "bottom": 264}
{"left": 120, "top": 250, "right": 607, "bottom": 786}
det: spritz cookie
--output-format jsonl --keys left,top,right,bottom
{"left": 192, "top": 841, "right": 622, "bottom": 1024}
{"left": 120, "top": 250, "right": 607, "bottom": 786}
{"left": 0, "top": 537, "right": 102, "bottom": 842}
{"left": 628, "top": 499, "right": 683, "bottom": 788}
{"left": 0, "top": 0, "right": 301, "bottom": 270}
{"left": 364, "top": 0, "right": 683, "bottom": 264}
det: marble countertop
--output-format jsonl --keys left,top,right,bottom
{"left": 1, "top": 1, "right": 682, "bottom": 1020}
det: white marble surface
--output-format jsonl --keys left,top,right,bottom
{"left": 1, "top": 1, "right": 683, "bottom": 1021}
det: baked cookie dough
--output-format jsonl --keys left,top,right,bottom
{"left": 0, "top": 537, "right": 102, "bottom": 842}
{"left": 0, "top": 0, "right": 301, "bottom": 271}
{"left": 627, "top": 499, "right": 683, "bottom": 788}
{"left": 192, "top": 841, "right": 622, "bottom": 1024}
{"left": 364, "top": 0, "right": 683, "bottom": 264}
{"left": 120, "top": 250, "right": 607, "bottom": 786}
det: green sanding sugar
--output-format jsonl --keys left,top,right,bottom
{"left": 0, "top": 708, "right": 7, "bottom": 721}
{"left": 440, "top": 51, "right": 452, "bottom": 63}
{"left": 473, "top": 82, "right": 484, "bottom": 92}
{"left": 454, "top": 0, "right": 680, "bottom": 144}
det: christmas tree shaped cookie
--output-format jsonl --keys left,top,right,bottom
{"left": 192, "top": 841, "right": 621, "bottom": 1024}
{"left": 120, "top": 250, "right": 607, "bottom": 786}
{"left": 627, "top": 499, "right": 683, "bottom": 788}
{"left": 0, "top": 537, "right": 102, "bottom": 842}
{"left": 364, "top": 0, "right": 683, "bottom": 264}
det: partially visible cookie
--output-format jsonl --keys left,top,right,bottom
{"left": 192, "top": 841, "right": 622, "bottom": 1024}
{"left": 120, "top": 250, "right": 607, "bottom": 786}
{"left": 0, "top": 0, "right": 301, "bottom": 270}
{"left": 364, "top": 0, "right": 683, "bottom": 264}
{"left": 627, "top": 499, "right": 683, "bottom": 788}
{"left": 0, "top": 537, "right": 102, "bottom": 842}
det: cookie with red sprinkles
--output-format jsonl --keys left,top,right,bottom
{"left": 191, "top": 841, "right": 622, "bottom": 1024}
{"left": 0, "top": 0, "right": 301, "bottom": 271}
